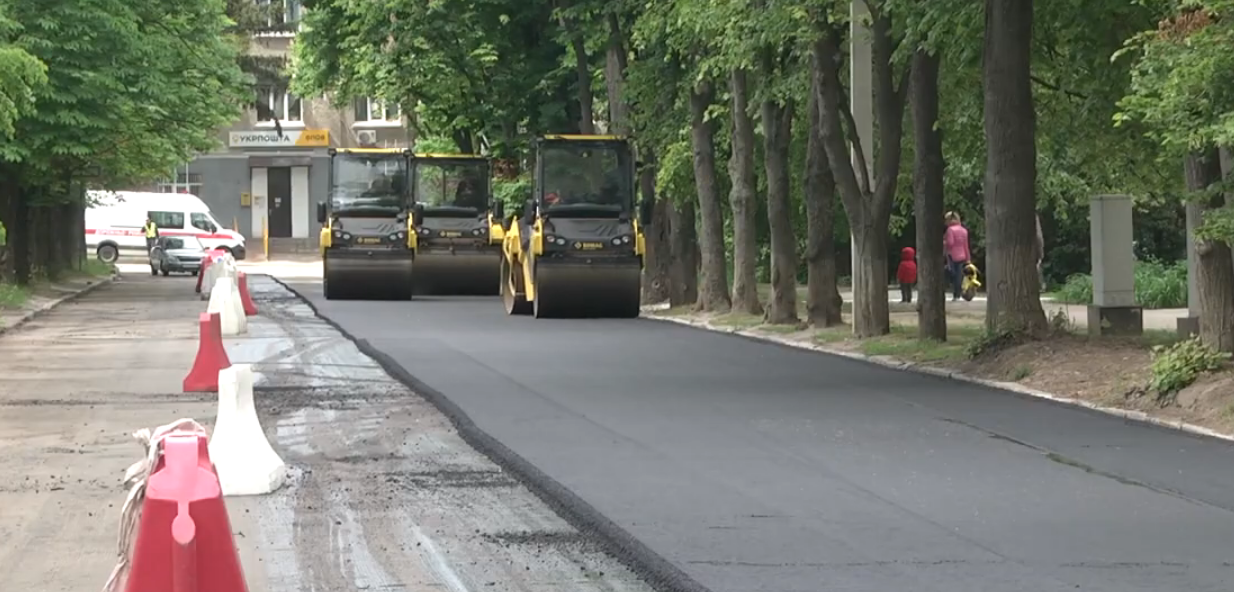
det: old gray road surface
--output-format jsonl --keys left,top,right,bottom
{"left": 0, "top": 271, "right": 656, "bottom": 592}
{"left": 0, "top": 273, "right": 231, "bottom": 592}
{"left": 287, "top": 282, "right": 1234, "bottom": 592}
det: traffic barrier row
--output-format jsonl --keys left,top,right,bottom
{"left": 100, "top": 259, "right": 283, "bottom": 591}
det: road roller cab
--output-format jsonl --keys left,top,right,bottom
{"left": 408, "top": 153, "right": 505, "bottom": 295}
{"left": 317, "top": 148, "right": 416, "bottom": 300}
{"left": 501, "top": 135, "right": 652, "bottom": 318}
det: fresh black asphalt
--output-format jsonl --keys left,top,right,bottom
{"left": 289, "top": 282, "right": 1234, "bottom": 592}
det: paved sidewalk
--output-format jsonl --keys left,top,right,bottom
{"left": 0, "top": 270, "right": 266, "bottom": 592}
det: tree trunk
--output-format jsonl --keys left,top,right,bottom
{"left": 804, "top": 65, "right": 843, "bottom": 327}
{"left": 910, "top": 49, "right": 947, "bottom": 341}
{"left": 727, "top": 69, "right": 762, "bottom": 315}
{"left": 813, "top": 21, "right": 901, "bottom": 337}
{"left": 982, "top": 0, "right": 1048, "bottom": 336}
{"left": 689, "top": 80, "right": 731, "bottom": 312}
{"left": 11, "top": 186, "right": 29, "bottom": 285}
{"left": 604, "top": 13, "right": 629, "bottom": 135}
{"left": 36, "top": 207, "right": 54, "bottom": 280}
{"left": 559, "top": 16, "right": 594, "bottom": 135}
{"left": 0, "top": 172, "right": 13, "bottom": 281}
{"left": 1186, "top": 149, "right": 1234, "bottom": 352}
{"left": 452, "top": 130, "right": 475, "bottom": 154}
{"left": 640, "top": 150, "right": 672, "bottom": 304}
{"left": 668, "top": 199, "right": 698, "bottom": 306}
{"left": 761, "top": 97, "right": 798, "bottom": 324}
{"left": 850, "top": 208, "right": 890, "bottom": 333}
{"left": 58, "top": 202, "right": 75, "bottom": 271}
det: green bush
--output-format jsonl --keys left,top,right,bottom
{"left": 1148, "top": 337, "right": 1230, "bottom": 398}
{"left": 1055, "top": 259, "right": 1187, "bottom": 309}
{"left": 0, "top": 282, "right": 29, "bottom": 308}
{"left": 493, "top": 174, "right": 532, "bottom": 212}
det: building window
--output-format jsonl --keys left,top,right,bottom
{"left": 354, "top": 97, "right": 401, "bottom": 125}
{"left": 257, "top": 0, "right": 302, "bottom": 29}
{"left": 258, "top": 88, "right": 303, "bottom": 125}
{"left": 157, "top": 165, "right": 202, "bottom": 195}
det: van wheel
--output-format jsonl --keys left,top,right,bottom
{"left": 97, "top": 244, "right": 119, "bottom": 264}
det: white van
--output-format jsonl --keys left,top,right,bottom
{"left": 85, "top": 191, "right": 247, "bottom": 263}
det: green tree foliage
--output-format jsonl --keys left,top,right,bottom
{"left": 0, "top": 0, "right": 247, "bottom": 284}
{"left": 1118, "top": 1, "right": 1234, "bottom": 241}
{"left": 0, "top": 8, "right": 45, "bottom": 139}
{"left": 1117, "top": 0, "right": 1234, "bottom": 351}
{"left": 2, "top": 0, "right": 246, "bottom": 184}
{"left": 288, "top": 0, "right": 1227, "bottom": 341}
{"left": 292, "top": 0, "right": 571, "bottom": 154}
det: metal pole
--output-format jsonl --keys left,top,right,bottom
{"left": 850, "top": 0, "right": 874, "bottom": 332}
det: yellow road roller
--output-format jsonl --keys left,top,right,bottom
{"left": 317, "top": 148, "right": 416, "bottom": 300}
{"left": 409, "top": 153, "right": 505, "bottom": 295}
{"left": 501, "top": 135, "right": 653, "bottom": 318}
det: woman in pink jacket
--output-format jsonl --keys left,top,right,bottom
{"left": 943, "top": 212, "right": 971, "bottom": 301}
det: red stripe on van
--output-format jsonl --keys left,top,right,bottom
{"left": 86, "top": 228, "right": 235, "bottom": 240}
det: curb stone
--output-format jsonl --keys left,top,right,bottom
{"left": 646, "top": 312, "right": 1234, "bottom": 446}
{"left": 0, "top": 271, "right": 117, "bottom": 337}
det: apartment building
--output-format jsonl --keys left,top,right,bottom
{"left": 140, "top": 0, "right": 414, "bottom": 251}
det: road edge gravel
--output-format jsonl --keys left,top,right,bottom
{"left": 646, "top": 313, "right": 1234, "bottom": 446}
{"left": 264, "top": 275, "right": 713, "bottom": 592}
{"left": 0, "top": 273, "right": 116, "bottom": 337}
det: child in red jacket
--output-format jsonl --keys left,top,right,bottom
{"left": 897, "top": 246, "right": 918, "bottom": 303}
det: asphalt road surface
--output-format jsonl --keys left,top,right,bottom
{"left": 286, "top": 282, "right": 1234, "bottom": 592}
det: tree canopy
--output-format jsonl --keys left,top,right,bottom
{"left": 0, "top": 0, "right": 248, "bottom": 284}
{"left": 287, "top": 0, "right": 1234, "bottom": 349}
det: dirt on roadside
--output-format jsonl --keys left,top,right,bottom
{"left": 0, "top": 271, "right": 223, "bottom": 592}
{"left": 1, "top": 269, "right": 661, "bottom": 592}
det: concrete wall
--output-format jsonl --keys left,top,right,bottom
{"left": 191, "top": 156, "right": 250, "bottom": 236}
{"left": 172, "top": 152, "right": 335, "bottom": 241}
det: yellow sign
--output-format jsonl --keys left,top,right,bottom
{"left": 296, "top": 130, "right": 330, "bottom": 146}
{"left": 229, "top": 129, "right": 331, "bottom": 148}
{"left": 240, "top": 191, "right": 251, "bottom": 207}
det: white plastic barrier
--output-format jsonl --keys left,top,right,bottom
{"left": 206, "top": 276, "right": 248, "bottom": 335}
{"left": 208, "top": 364, "right": 287, "bottom": 496}
{"left": 200, "top": 253, "right": 231, "bottom": 301}
{"left": 200, "top": 262, "right": 216, "bottom": 301}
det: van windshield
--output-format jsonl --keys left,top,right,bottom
{"left": 190, "top": 212, "right": 221, "bottom": 233}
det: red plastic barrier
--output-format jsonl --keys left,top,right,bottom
{"left": 183, "top": 312, "right": 231, "bottom": 393}
{"left": 237, "top": 272, "right": 258, "bottom": 316}
{"left": 194, "top": 250, "right": 227, "bottom": 294}
{"left": 123, "top": 434, "right": 249, "bottom": 592}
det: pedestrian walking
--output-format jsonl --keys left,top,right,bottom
{"left": 943, "top": 211, "right": 971, "bottom": 302}
{"left": 897, "top": 246, "right": 917, "bottom": 303}
{"left": 143, "top": 215, "right": 159, "bottom": 252}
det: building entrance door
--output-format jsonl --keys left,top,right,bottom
{"left": 267, "top": 167, "right": 293, "bottom": 238}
